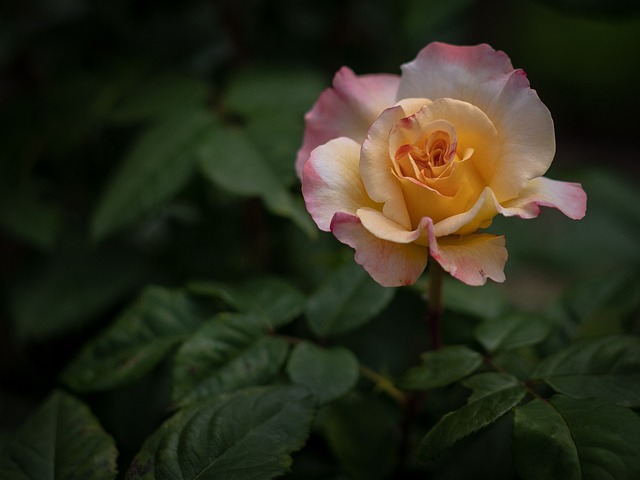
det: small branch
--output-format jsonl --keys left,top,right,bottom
{"left": 277, "top": 334, "right": 407, "bottom": 404}
{"left": 359, "top": 364, "right": 407, "bottom": 405}
{"left": 483, "top": 355, "right": 545, "bottom": 401}
{"left": 427, "top": 261, "right": 445, "bottom": 350}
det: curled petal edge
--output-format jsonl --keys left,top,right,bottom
{"left": 330, "top": 212, "right": 428, "bottom": 287}
{"left": 434, "top": 178, "right": 587, "bottom": 238}
{"left": 331, "top": 211, "right": 508, "bottom": 287}
{"left": 296, "top": 68, "right": 400, "bottom": 178}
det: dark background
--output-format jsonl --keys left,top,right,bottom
{"left": 1, "top": 0, "right": 639, "bottom": 473}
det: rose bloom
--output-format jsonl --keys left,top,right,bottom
{"left": 298, "top": 42, "right": 587, "bottom": 287}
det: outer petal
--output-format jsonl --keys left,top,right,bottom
{"left": 331, "top": 212, "right": 428, "bottom": 287}
{"left": 296, "top": 67, "right": 400, "bottom": 177}
{"left": 486, "top": 71, "right": 555, "bottom": 200}
{"left": 501, "top": 177, "right": 587, "bottom": 220}
{"left": 302, "top": 137, "right": 378, "bottom": 231}
{"left": 397, "top": 43, "right": 515, "bottom": 104}
{"left": 397, "top": 43, "right": 555, "bottom": 200}
{"left": 430, "top": 233, "right": 507, "bottom": 286}
{"left": 431, "top": 177, "right": 587, "bottom": 238}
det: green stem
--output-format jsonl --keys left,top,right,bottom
{"left": 483, "top": 355, "right": 545, "bottom": 401}
{"left": 427, "top": 260, "right": 445, "bottom": 350}
{"left": 359, "top": 365, "right": 407, "bottom": 405}
{"left": 277, "top": 333, "right": 407, "bottom": 405}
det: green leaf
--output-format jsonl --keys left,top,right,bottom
{"left": 441, "top": 275, "right": 508, "bottom": 319}
{"left": 551, "top": 395, "right": 640, "bottom": 479}
{"left": 462, "top": 372, "right": 522, "bottom": 403}
{"left": 323, "top": 394, "right": 399, "bottom": 480}
{"left": 397, "top": 345, "right": 483, "bottom": 390}
{"left": 532, "top": 335, "right": 640, "bottom": 407}
{"left": 474, "top": 312, "right": 551, "bottom": 353}
{"left": 514, "top": 395, "right": 640, "bottom": 480}
{"left": 305, "top": 263, "right": 395, "bottom": 338}
{"left": 226, "top": 67, "right": 324, "bottom": 188}
{"left": 61, "top": 286, "right": 203, "bottom": 392}
{"left": 417, "top": 377, "right": 525, "bottom": 461}
{"left": 188, "top": 276, "right": 305, "bottom": 329}
{"left": 171, "top": 313, "right": 289, "bottom": 406}
{"left": 513, "top": 399, "right": 581, "bottom": 480}
{"left": 225, "top": 67, "right": 324, "bottom": 117}
{"left": 91, "top": 108, "right": 216, "bottom": 241}
{"left": 245, "top": 111, "right": 303, "bottom": 187}
{"left": 563, "top": 268, "right": 640, "bottom": 337}
{"left": 0, "top": 390, "right": 117, "bottom": 480}
{"left": 287, "top": 342, "right": 359, "bottom": 404}
{"left": 197, "top": 126, "right": 315, "bottom": 236}
{"left": 108, "top": 72, "right": 209, "bottom": 124}
{"left": 126, "top": 385, "right": 316, "bottom": 480}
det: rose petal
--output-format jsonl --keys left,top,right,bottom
{"left": 387, "top": 98, "right": 498, "bottom": 228}
{"left": 302, "top": 137, "right": 378, "bottom": 231}
{"left": 296, "top": 67, "right": 400, "bottom": 177}
{"left": 432, "top": 187, "right": 502, "bottom": 237}
{"left": 397, "top": 43, "right": 555, "bottom": 200}
{"left": 331, "top": 212, "right": 428, "bottom": 287}
{"left": 360, "top": 105, "right": 414, "bottom": 229}
{"left": 431, "top": 177, "right": 586, "bottom": 238}
{"left": 501, "top": 177, "right": 587, "bottom": 220}
{"left": 486, "top": 71, "right": 555, "bottom": 200}
{"left": 356, "top": 207, "right": 425, "bottom": 244}
{"left": 397, "top": 43, "right": 514, "bottom": 111}
{"left": 430, "top": 232, "right": 507, "bottom": 286}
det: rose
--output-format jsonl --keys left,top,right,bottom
{"left": 297, "top": 42, "right": 587, "bottom": 287}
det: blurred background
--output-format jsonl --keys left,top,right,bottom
{"left": 1, "top": 0, "right": 639, "bottom": 473}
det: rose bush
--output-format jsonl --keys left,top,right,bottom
{"left": 298, "top": 42, "right": 587, "bottom": 287}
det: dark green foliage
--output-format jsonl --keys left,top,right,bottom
{"left": 287, "top": 341, "right": 359, "bottom": 404}
{"left": 61, "top": 287, "right": 205, "bottom": 392}
{"left": 1, "top": 1, "right": 639, "bottom": 479}
{"left": 532, "top": 335, "right": 640, "bottom": 407}
{"left": 417, "top": 375, "right": 526, "bottom": 461}
{"left": 305, "top": 262, "right": 396, "bottom": 337}
{"left": 398, "top": 345, "right": 483, "bottom": 390}
{"left": 514, "top": 396, "right": 640, "bottom": 480}
{"left": 0, "top": 391, "right": 118, "bottom": 480}
{"left": 171, "top": 313, "right": 290, "bottom": 406}
{"left": 126, "top": 386, "right": 316, "bottom": 480}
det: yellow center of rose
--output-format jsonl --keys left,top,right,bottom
{"left": 383, "top": 99, "right": 501, "bottom": 233}
{"left": 394, "top": 125, "right": 457, "bottom": 183}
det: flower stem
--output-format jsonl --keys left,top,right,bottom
{"left": 427, "top": 260, "right": 444, "bottom": 350}
{"left": 359, "top": 365, "right": 407, "bottom": 405}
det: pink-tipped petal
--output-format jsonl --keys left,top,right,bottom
{"left": 501, "top": 177, "right": 587, "bottom": 220}
{"left": 302, "top": 137, "right": 378, "bottom": 231}
{"left": 397, "top": 43, "right": 555, "bottom": 200}
{"left": 331, "top": 212, "right": 428, "bottom": 287}
{"left": 431, "top": 234, "right": 507, "bottom": 286}
{"left": 296, "top": 68, "right": 400, "bottom": 177}
{"left": 397, "top": 43, "right": 514, "bottom": 108}
{"left": 486, "top": 71, "right": 555, "bottom": 199}
{"left": 420, "top": 216, "right": 507, "bottom": 285}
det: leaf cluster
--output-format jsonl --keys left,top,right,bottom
{"left": 1, "top": 1, "right": 640, "bottom": 479}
